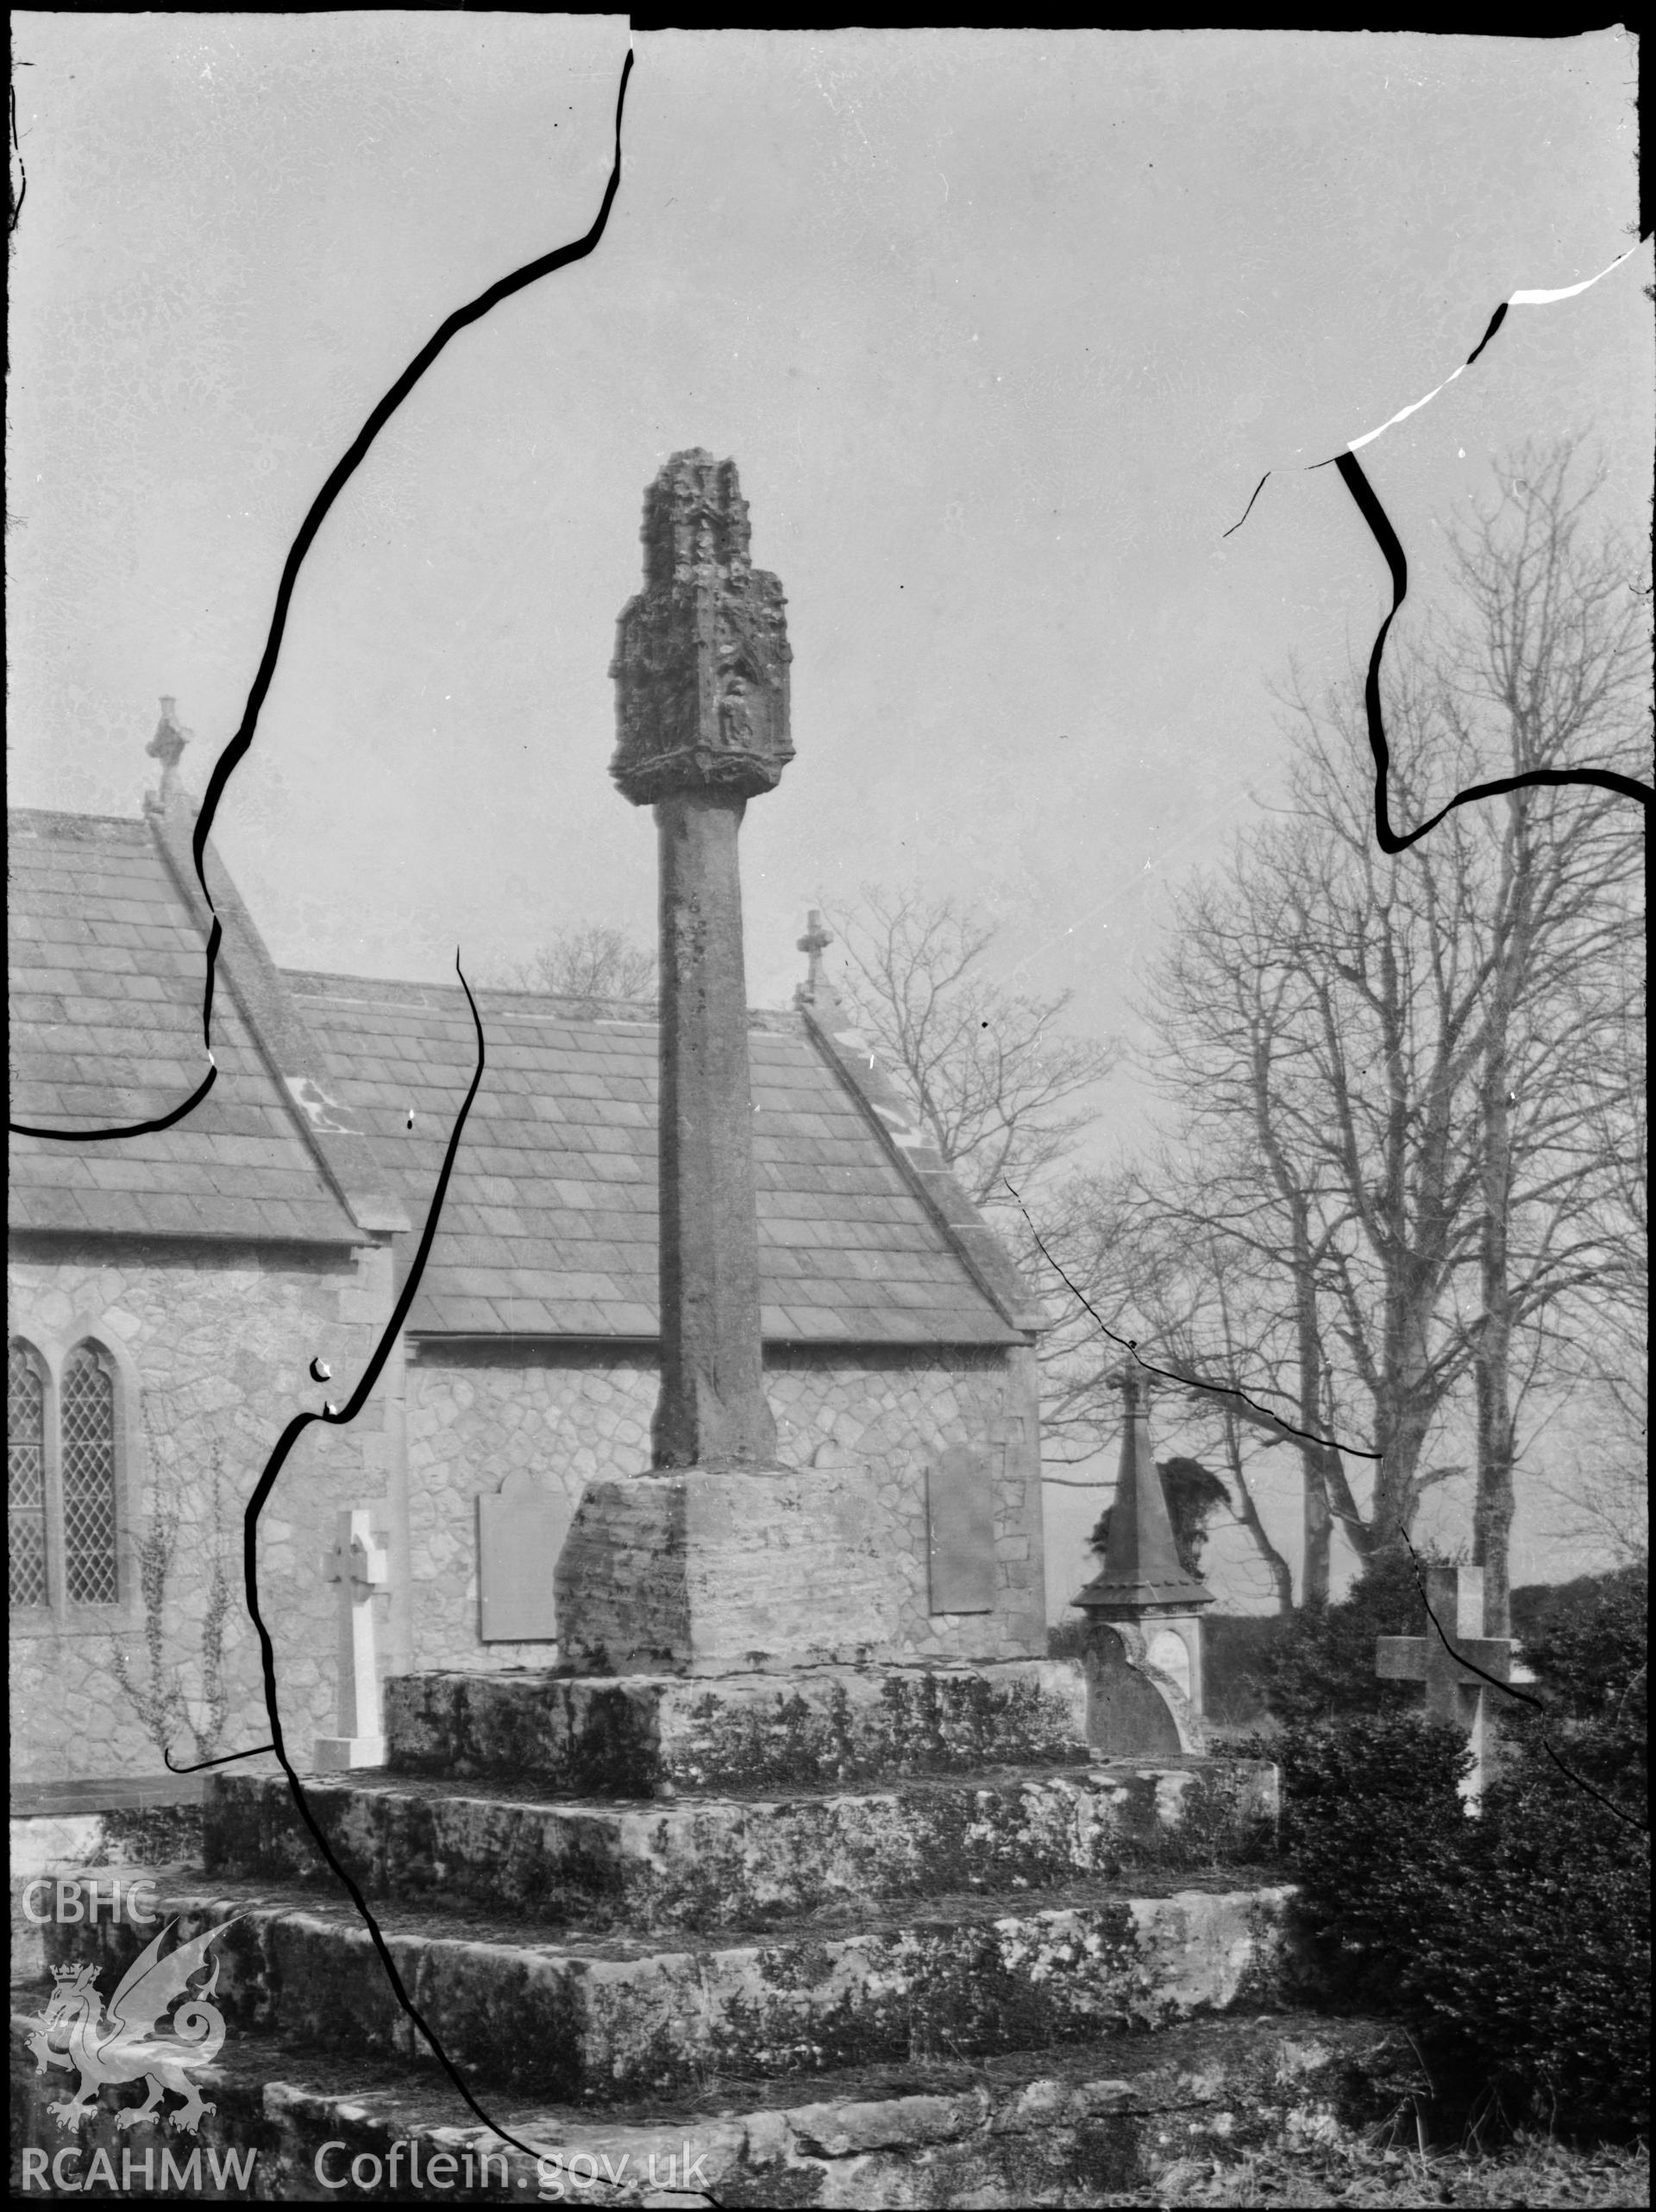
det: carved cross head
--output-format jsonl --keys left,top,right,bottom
{"left": 610, "top": 451, "right": 794, "bottom": 808}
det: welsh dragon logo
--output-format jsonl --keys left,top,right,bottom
{"left": 23, "top": 1916, "right": 238, "bottom": 2133}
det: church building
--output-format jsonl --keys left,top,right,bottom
{"left": 9, "top": 726, "right": 1048, "bottom": 1785}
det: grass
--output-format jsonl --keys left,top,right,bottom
{"left": 1132, "top": 2123, "right": 1650, "bottom": 2208}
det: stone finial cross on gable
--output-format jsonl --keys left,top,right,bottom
{"left": 795, "top": 910, "right": 835, "bottom": 1006}
{"left": 143, "top": 695, "right": 191, "bottom": 814}
{"left": 1375, "top": 1562, "right": 1534, "bottom": 1808}
{"left": 315, "top": 1506, "right": 390, "bottom": 1771}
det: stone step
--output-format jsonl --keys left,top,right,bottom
{"left": 204, "top": 1760, "right": 1278, "bottom": 1933}
{"left": 11, "top": 1991, "right": 1408, "bottom": 2205}
{"left": 385, "top": 1659, "right": 1094, "bottom": 1795}
{"left": 37, "top": 1866, "right": 1295, "bottom": 2108}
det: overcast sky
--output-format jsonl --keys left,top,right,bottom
{"left": 10, "top": 20, "right": 1647, "bottom": 1601}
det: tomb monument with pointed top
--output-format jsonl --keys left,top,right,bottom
{"left": 1071, "top": 1369, "right": 1215, "bottom": 1755}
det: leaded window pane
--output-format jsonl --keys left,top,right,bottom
{"left": 61, "top": 1348, "right": 119, "bottom": 1604}
{"left": 8, "top": 1343, "right": 48, "bottom": 1606}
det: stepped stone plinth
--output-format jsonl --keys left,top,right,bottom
{"left": 15, "top": 1647, "right": 1317, "bottom": 2201}
{"left": 383, "top": 1658, "right": 1095, "bottom": 1795}
{"left": 11, "top": 2001, "right": 1414, "bottom": 2207}
{"left": 31, "top": 1859, "right": 1295, "bottom": 2106}
{"left": 204, "top": 1754, "right": 1280, "bottom": 1933}
{"left": 11, "top": 1699, "right": 1403, "bottom": 2203}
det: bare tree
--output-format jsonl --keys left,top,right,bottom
{"left": 1402, "top": 446, "right": 1649, "bottom": 1630}
{"left": 497, "top": 925, "right": 656, "bottom": 1008}
{"left": 822, "top": 888, "right": 1119, "bottom": 1213}
{"left": 1535, "top": 913, "right": 1649, "bottom": 1567}
{"left": 1107, "top": 442, "right": 1647, "bottom": 1617}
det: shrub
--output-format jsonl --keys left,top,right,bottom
{"left": 1429, "top": 1744, "right": 1650, "bottom": 2135}
{"left": 1270, "top": 1710, "right": 1472, "bottom": 2012}
{"left": 1270, "top": 1573, "right": 1651, "bottom": 2141}
{"left": 1262, "top": 1544, "right": 1437, "bottom": 1729}
{"left": 1203, "top": 1613, "right": 1289, "bottom": 1725}
{"left": 1511, "top": 1562, "right": 1648, "bottom": 1658}
{"left": 1431, "top": 1572, "right": 1652, "bottom": 2133}
{"left": 1513, "top": 1568, "right": 1647, "bottom": 1803}
{"left": 1046, "top": 1618, "right": 1087, "bottom": 1662}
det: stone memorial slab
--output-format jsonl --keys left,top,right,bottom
{"left": 926, "top": 1444, "right": 997, "bottom": 1614}
{"left": 478, "top": 1467, "right": 573, "bottom": 1644}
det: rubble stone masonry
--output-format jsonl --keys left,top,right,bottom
{"left": 8, "top": 1237, "right": 394, "bottom": 1783}
{"left": 405, "top": 1340, "right": 1044, "bottom": 1672}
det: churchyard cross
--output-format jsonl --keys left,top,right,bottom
{"left": 1375, "top": 1562, "right": 1534, "bottom": 1807}
{"left": 555, "top": 451, "right": 898, "bottom": 1675}
{"left": 315, "top": 1506, "right": 390, "bottom": 1770}
{"left": 609, "top": 449, "right": 794, "bottom": 1471}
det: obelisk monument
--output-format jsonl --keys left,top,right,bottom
{"left": 554, "top": 452, "right": 901, "bottom": 1675}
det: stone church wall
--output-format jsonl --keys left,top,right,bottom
{"left": 405, "top": 1341, "right": 1045, "bottom": 1672}
{"left": 8, "top": 1237, "right": 393, "bottom": 1785}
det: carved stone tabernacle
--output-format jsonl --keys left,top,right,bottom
{"left": 610, "top": 450, "right": 793, "bottom": 808}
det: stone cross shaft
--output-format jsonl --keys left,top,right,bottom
{"left": 610, "top": 450, "right": 794, "bottom": 1470}
{"left": 315, "top": 1506, "right": 389, "bottom": 1771}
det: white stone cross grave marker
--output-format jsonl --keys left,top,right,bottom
{"left": 1375, "top": 1563, "right": 1535, "bottom": 1810}
{"left": 315, "top": 1505, "right": 390, "bottom": 1771}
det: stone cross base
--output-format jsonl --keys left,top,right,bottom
{"left": 553, "top": 1467, "right": 907, "bottom": 1675}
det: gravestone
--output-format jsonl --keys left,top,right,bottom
{"left": 926, "top": 1444, "right": 998, "bottom": 1614}
{"left": 1071, "top": 1370, "right": 1214, "bottom": 1754}
{"left": 554, "top": 453, "right": 906, "bottom": 1674}
{"left": 1375, "top": 1562, "right": 1533, "bottom": 1807}
{"left": 315, "top": 1506, "right": 389, "bottom": 1770}
{"left": 477, "top": 1469, "right": 573, "bottom": 1643}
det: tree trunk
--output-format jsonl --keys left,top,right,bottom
{"left": 1471, "top": 794, "right": 1526, "bottom": 1639}
{"left": 1220, "top": 1410, "right": 1296, "bottom": 1613}
{"left": 1302, "top": 1458, "right": 1332, "bottom": 1606}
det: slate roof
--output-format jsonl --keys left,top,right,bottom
{"left": 285, "top": 973, "right": 1023, "bottom": 1346}
{"left": 8, "top": 811, "right": 361, "bottom": 1244}
{"left": 8, "top": 805, "right": 1025, "bottom": 1346}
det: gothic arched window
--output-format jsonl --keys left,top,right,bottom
{"left": 7, "top": 1335, "right": 126, "bottom": 1618}
{"left": 8, "top": 1342, "right": 48, "bottom": 1607}
{"left": 60, "top": 1345, "right": 120, "bottom": 1604}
